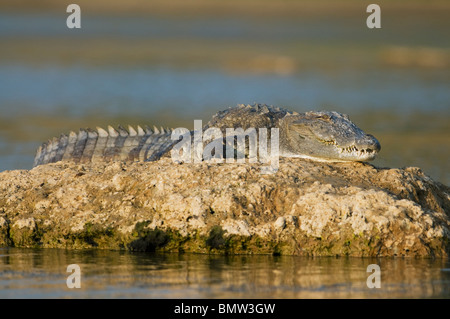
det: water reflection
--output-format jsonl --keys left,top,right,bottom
{"left": 0, "top": 248, "right": 449, "bottom": 298}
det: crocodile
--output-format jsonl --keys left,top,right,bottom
{"left": 33, "top": 104, "right": 381, "bottom": 167}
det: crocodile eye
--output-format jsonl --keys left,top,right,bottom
{"left": 318, "top": 138, "right": 336, "bottom": 145}
{"left": 317, "top": 114, "right": 330, "bottom": 121}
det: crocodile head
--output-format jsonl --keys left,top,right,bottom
{"left": 281, "top": 111, "right": 381, "bottom": 162}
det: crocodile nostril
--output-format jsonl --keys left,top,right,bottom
{"left": 365, "top": 134, "right": 381, "bottom": 152}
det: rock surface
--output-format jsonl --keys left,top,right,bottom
{"left": 0, "top": 158, "right": 449, "bottom": 257}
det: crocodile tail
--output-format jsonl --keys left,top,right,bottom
{"left": 33, "top": 125, "right": 175, "bottom": 167}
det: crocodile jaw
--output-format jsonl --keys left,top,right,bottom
{"left": 336, "top": 134, "right": 381, "bottom": 161}
{"left": 337, "top": 145, "right": 379, "bottom": 161}
{"left": 282, "top": 143, "right": 380, "bottom": 162}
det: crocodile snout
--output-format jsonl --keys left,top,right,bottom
{"left": 364, "top": 134, "right": 381, "bottom": 153}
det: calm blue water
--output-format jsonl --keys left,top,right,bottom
{"left": 1, "top": 65, "right": 448, "bottom": 118}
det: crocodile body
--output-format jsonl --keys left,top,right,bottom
{"left": 33, "top": 104, "right": 381, "bottom": 167}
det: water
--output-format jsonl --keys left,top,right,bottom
{"left": 0, "top": 2, "right": 449, "bottom": 299}
{"left": 0, "top": 8, "right": 449, "bottom": 184}
{"left": 1, "top": 248, "right": 449, "bottom": 299}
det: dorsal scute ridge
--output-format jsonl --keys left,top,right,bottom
{"left": 259, "top": 104, "right": 269, "bottom": 114}
{"left": 69, "top": 131, "right": 77, "bottom": 139}
{"left": 87, "top": 128, "right": 98, "bottom": 138}
{"left": 107, "top": 125, "right": 119, "bottom": 137}
{"left": 97, "top": 127, "right": 108, "bottom": 137}
{"left": 117, "top": 125, "right": 129, "bottom": 137}
{"left": 77, "top": 128, "right": 88, "bottom": 139}
{"left": 128, "top": 125, "right": 137, "bottom": 137}
{"left": 137, "top": 125, "right": 145, "bottom": 136}
{"left": 144, "top": 126, "right": 153, "bottom": 135}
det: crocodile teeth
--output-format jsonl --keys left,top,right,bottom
{"left": 342, "top": 145, "right": 364, "bottom": 155}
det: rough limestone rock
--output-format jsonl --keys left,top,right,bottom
{"left": 0, "top": 158, "right": 449, "bottom": 257}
